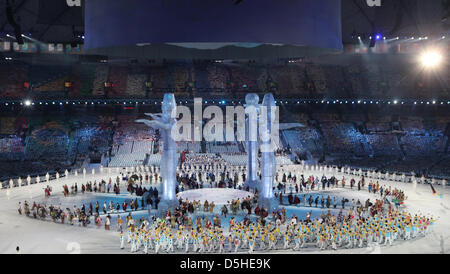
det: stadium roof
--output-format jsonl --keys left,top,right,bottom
{"left": 0, "top": 0, "right": 447, "bottom": 48}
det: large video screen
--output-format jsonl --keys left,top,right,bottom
{"left": 85, "top": 0, "right": 342, "bottom": 50}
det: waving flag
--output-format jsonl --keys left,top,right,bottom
{"left": 430, "top": 184, "right": 436, "bottom": 195}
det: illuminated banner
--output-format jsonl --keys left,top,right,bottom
{"left": 85, "top": 0, "right": 342, "bottom": 51}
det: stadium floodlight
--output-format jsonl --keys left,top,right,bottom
{"left": 420, "top": 50, "right": 442, "bottom": 68}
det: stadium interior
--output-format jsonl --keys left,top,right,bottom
{"left": 0, "top": 0, "right": 448, "bottom": 185}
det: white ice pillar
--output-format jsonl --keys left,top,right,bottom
{"left": 259, "top": 93, "right": 277, "bottom": 209}
{"left": 244, "top": 93, "right": 260, "bottom": 190}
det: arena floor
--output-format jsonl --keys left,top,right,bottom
{"left": 0, "top": 169, "right": 449, "bottom": 254}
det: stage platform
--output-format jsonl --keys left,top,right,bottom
{"left": 176, "top": 188, "right": 254, "bottom": 205}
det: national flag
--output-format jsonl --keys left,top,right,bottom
{"left": 430, "top": 184, "right": 436, "bottom": 195}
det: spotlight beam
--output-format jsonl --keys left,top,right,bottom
{"left": 420, "top": 50, "right": 443, "bottom": 68}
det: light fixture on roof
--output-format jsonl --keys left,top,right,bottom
{"left": 420, "top": 50, "right": 442, "bottom": 68}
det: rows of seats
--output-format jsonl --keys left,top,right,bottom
{"left": 173, "top": 65, "right": 190, "bottom": 92}
{"left": 108, "top": 152, "right": 146, "bottom": 167}
{"left": 429, "top": 155, "right": 450, "bottom": 177}
{"left": 206, "top": 142, "right": 240, "bottom": 153}
{"left": 147, "top": 154, "right": 162, "bottom": 166}
{"left": 0, "top": 64, "right": 28, "bottom": 97}
{"left": 108, "top": 66, "right": 129, "bottom": 96}
{"left": 229, "top": 65, "right": 259, "bottom": 91}
{"left": 116, "top": 141, "right": 133, "bottom": 154}
{"left": 365, "top": 134, "right": 401, "bottom": 156}
{"left": 132, "top": 140, "right": 153, "bottom": 154}
{"left": 296, "top": 127, "right": 324, "bottom": 158}
{"left": 0, "top": 136, "right": 24, "bottom": 153}
{"left": 207, "top": 64, "right": 228, "bottom": 90}
{"left": 147, "top": 153, "right": 181, "bottom": 166}
{"left": 177, "top": 141, "right": 201, "bottom": 153}
{"left": 400, "top": 116, "right": 424, "bottom": 134}
{"left": 0, "top": 60, "right": 448, "bottom": 98}
{"left": 183, "top": 153, "right": 224, "bottom": 166}
{"left": 321, "top": 123, "right": 369, "bottom": 155}
{"left": 305, "top": 65, "right": 327, "bottom": 94}
{"left": 387, "top": 156, "right": 440, "bottom": 175}
{"left": 24, "top": 136, "right": 69, "bottom": 161}
{"left": 282, "top": 130, "right": 305, "bottom": 153}
{"left": 400, "top": 134, "right": 447, "bottom": 155}
{"left": 126, "top": 69, "right": 147, "bottom": 97}
{"left": 221, "top": 154, "right": 247, "bottom": 166}
{"left": 80, "top": 64, "right": 97, "bottom": 96}
{"left": 150, "top": 66, "right": 166, "bottom": 91}
{"left": 275, "top": 156, "right": 294, "bottom": 165}
{"left": 92, "top": 65, "right": 109, "bottom": 96}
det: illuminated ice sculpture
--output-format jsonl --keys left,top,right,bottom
{"left": 243, "top": 93, "right": 277, "bottom": 209}
{"left": 136, "top": 93, "right": 178, "bottom": 213}
{"left": 243, "top": 93, "right": 261, "bottom": 191}
{"left": 259, "top": 93, "right": 277, "bottom": 209}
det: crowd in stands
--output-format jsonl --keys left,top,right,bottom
{"left": 0, "top": 106, "right": 448, "bottom": 180}
{"left": 0, "top": 57, "right": 447, "bottom": 98}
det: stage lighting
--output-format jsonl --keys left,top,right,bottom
{"left": 24, "top": 100, "right": 31, "bottom": 106}
{"left": 420, "top": 51, "right": 442, "bottom": 68}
